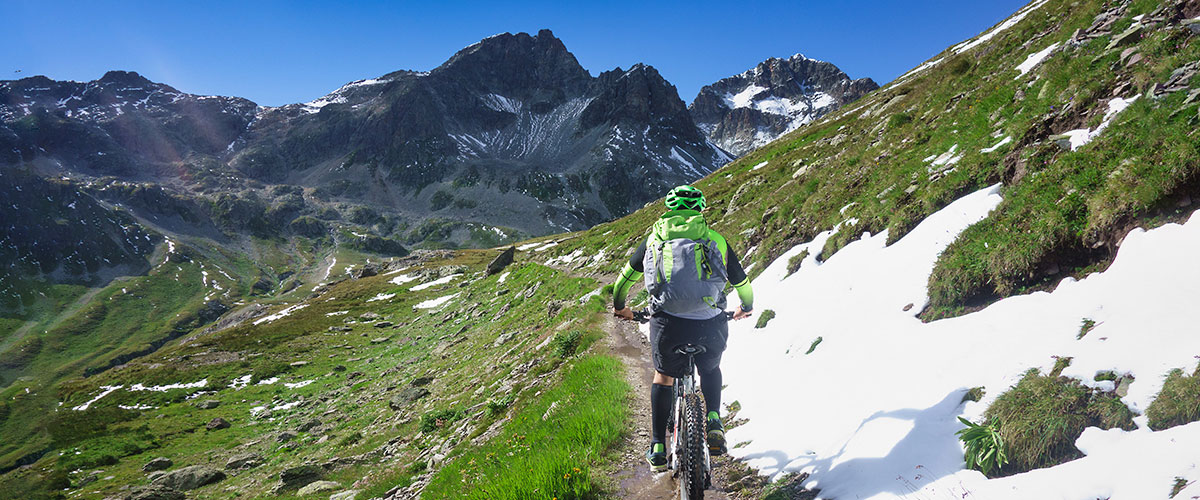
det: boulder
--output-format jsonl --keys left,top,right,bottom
{"left": 276, "top": 464, "right": 324, "bottom": 492}
{"left": 388, "top": 388, "right": 430, "bottom": 410}
{"left": 123, "top": 485, "right": 186, "bottom": 500}
{"left": 359, "top": 312, "right": 382, "bottom": 321}
{"left": 493, "top": 331, "right": 516, "bottom": 347}
{"left": 330, "top": 490, "right": 361, "bottom": 500}
{"left": 278, "top": 430, "right": 299, "bottom": 442}
{"left": 151, "top": 465, "right": 226, "bottom": 491}
{"left": 290, "top": 360, "right": 310, "bottom": 367}
{"left": 297, "top": 480, "right": 341, "bottom": 496}
{"left": 143, "top": 457, "right": 173, "bottom": 472}
{"left": 206, "top": 418, "right": 231, "bottom": 430}
{"left": 77, "top": 472, "right": 99, "bottom": 487}
{"left": 374, "top": 321, "right": 394, "bottom": 328}
{"left": 196, "top": 400, "right": 221, "bottom": 410}
{"left": 298, "top": 418, "right": 322, "bottom": 433}
{"left": 225, "top": 453, "right": 263, "bottom": 470}
{"left": 350, "top": 265, "right": 379, "bottom": 279}
{"left": 370, "top": 337, "right": 389, "bottom": 344}
{"left": 486, "top": 246, "right": 516, "bottom": 275}
{"left": 1105, "top": 24, "right": 1142, "bottom": 50}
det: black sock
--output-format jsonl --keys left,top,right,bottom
{"left": 650, "top": 383, "right": 673, "bottom": 443}
{"left": 699, "top": 366, "right": 722, "bottom": 417}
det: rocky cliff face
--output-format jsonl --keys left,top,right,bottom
{"left": 237, "top": 29, "right": 730, "bottom": 231}
{"left": 690, "top": 54, "right": 878, "bottom": 156}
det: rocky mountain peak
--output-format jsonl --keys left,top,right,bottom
{"left": 583, "top": 63, "right": 704, "bottom": 144}
{"left": 690, "top": 54, "right": 878, "bottom": 156}
{"left": 434, "top": 29, "right": 591, "bottom": 97}
{"left": 97, "top": 70, "right": 155, "bottom": 87}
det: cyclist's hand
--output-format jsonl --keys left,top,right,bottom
{"left": 613, "top": 306, "right": 634, "bottom": 320}
{"left": 731, "top": 306, "right": 752, "bottom": 320}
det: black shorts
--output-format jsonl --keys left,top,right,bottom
{"left": 649, "top": 312, "right": 728, "bottom": 378}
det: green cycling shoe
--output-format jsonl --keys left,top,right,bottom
{"left": 707, "top": 411, "right": 727, "bottom": 456}
{"left": 646, "top": 442, "right": 667, "bottom": 472}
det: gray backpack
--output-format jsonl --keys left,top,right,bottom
{"left": 642, "top": 210, "right": 730, "bottom": 320}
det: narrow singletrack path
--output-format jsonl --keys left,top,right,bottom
{"left": 601, "top": 313, "right": 732, "bottom": 500}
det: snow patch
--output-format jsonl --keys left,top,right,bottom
{"left": 952, "top": 0, "right": 1051, "bottom": 55}
{"left": 981, "top": 136, "right": 1013, "bottom": 153}
{"left": 253, "top": 304, "right": 309, "bottom": 325}
{"left": 1015, "top": 42, "right": 1061, "bottom": 77}
{"left": 415, "top": 293, "right": 460, "bottom": 310}
{"left": 128, "top": 380, "right": 208, "bottom": 392}
{"left": 366, "top": 292, "right": 395, "bottom": 302}
{"left": 410, "top": 274, "right": 462, "bottom": 291}
{"left": 1059, "top": 95, "right": 1140, "bottom": 151}
{"left": 389, "top": 274, "right": 418, "bottom": 285}
{"left": 72, "top": 385, "right": 123, "bottom": 411}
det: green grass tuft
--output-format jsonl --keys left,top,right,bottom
{"left": 805, "top": 336, "right": 824, "bottom": 355}
{"left": 956, "top": 416, "right": 1007, "bottom": 475}
{"left": 1077, "top": 318, "right": 1097, "bottom": 339}
{"left": 755, "top": 309, "right": 777, "bottom": 329}
{"left": 984, "top": 369, "right": 1135, "bottom": 476}
{"left": 1146, "top": 367, "right": 1200, "bottom": 431}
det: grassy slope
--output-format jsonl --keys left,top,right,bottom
{"left": 1, "top": 245, "right": 632, "bottom": 498}
{"left": 0, "top": 234, "right": 332, "bottom": 471}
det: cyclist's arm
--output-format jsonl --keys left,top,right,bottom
{"left": 613, "top": 238, "right": 647, "bottom": 310}
{"left": 725, "top": 245, "right": 754, "bottom": 312}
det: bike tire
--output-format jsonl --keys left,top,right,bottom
{"left": 679, "top": 392, "right": 707, "bottom": 500}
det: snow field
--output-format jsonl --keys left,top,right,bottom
{"left": 719, "top": 184, "right": 1200, "bottom": 499}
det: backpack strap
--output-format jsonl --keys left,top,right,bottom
{"left": 706, "top": 229, "right": 728, "bottom": 265}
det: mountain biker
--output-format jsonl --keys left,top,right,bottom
{"left": 612, "top": 184, "right": 754, "bottom": 473}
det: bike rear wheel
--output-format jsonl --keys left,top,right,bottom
{"left": 678, "top": 392, "right": 707, "bottom": 500}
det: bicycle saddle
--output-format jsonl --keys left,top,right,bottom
{"left": 674, "top": 344, "right": 707, "bottom": 355}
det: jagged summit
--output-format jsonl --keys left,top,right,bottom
{"left": 690, "top": 54, "right": 877, "bottom": 156}
{"left": 435, "top": 29, "right": 592, "bottom": 98}
{"left": 97, "top": 70, "right": 155, "bottom": 86}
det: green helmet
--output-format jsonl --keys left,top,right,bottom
{"left": 665, "top": 185, "right": 706, "bottom": 211}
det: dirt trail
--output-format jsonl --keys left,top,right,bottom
{"left": 602, "top": 313, "right": 732, "bottom": 500}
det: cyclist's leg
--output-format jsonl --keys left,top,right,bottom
{"left": 695, "top": 313, "right": 729, "bottom": 416}
{"left": 695, "top": 315, "right": 729, "bottom": 455}
{"left": 647, "top": 314, "right": 686, "bottom": 470}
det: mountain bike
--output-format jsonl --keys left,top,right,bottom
{"left": 634, "top": 309, "right": 734, "bottom": 500}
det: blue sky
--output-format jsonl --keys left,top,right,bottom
{"left": 3, "top": 1, "right": 1029, "bottom": 107}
